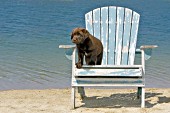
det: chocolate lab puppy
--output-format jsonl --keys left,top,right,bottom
{"left": 71, "top": 28, "right": 103, "bottom": 68}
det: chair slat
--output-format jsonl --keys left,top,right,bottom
{"left": 101, "top": 7, "right": 109, "bottom": 65}
{"left": 85, "top": 11, "right": 93, "bottom": 35}
{"left": 115, "top": 7, "right": 124, "bottom": 65}
{"left": 93, "top": 8, "right": 101, "bottom": 39}
{"left": 108, "top": 6, "right": 116, "bottom": 65}
{"left": 128, "top": 12, "right": 140, "bottom": 65}
{"left": 121, "top": 8, "right": 132, "bottom": 65}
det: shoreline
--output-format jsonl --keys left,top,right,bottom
{"left": 0, "top": 88, "right": 170, "bottom": 113}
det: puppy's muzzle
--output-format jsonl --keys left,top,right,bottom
{"left": 72, "top": 38, "right": 77, "bottom": 43}
{"left": 72, "top": 36, "right": 82, "bottom": 44}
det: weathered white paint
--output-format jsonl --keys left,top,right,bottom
{"left": 81, "top": 64, "right": 142, "bottom": 68}
{"left": 141, "top": 87, "right": 145, "bottom": 108}
{"left": 71, "top": 48, "right": 76, "bottom": 109}
{"left": 121, "top": 8, "right": 132, "bottom": 65}
{"left": 128, "top": 12, "right": 140, "bottom": 65}
{"left": 59, "top": 45, "right": 76, "bottom": 49}
{"left": 115, "top": 7, "right": 124, "bottom": 65}
{"left": 71, "top": 87, "right": 75, "bottom": 109}
{"left": 93, "top": 8, "right": 101, "bottom": 39}
{"left": 141, "top": 49, "right": 145, "bottom": 74}
{"left": 75, "top": 68, "right": 142, "bottom": 77}
{"left": 72, "top": 83, "right": 145, "bottom": 87}
{"left": 72, "top": 78, "right": 144, "bottom": 86}
{"left": 108, "top": 6, "right": 116, "bottom": 65}
{"left": 85, "top": 11, "right": 93, "bottom": 35}
{"left": 101, "top": 7, "right": 109, "bottom": 65}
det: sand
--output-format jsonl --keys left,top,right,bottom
{"left": 0, "top": 88, "right": 169, "bottom": 113}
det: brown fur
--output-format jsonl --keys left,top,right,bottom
{"left": 71, "top": 28, "right": 103, "bottom": 68}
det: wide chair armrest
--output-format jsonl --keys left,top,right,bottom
{"left": 140, "top": 45, "right": 158, "bottom": 49}
{"left": 59, "top": 45, "right": 76, "bottom": 49}
{"left": 140, "top": 45, "right": 158, "bottom": 60}
{"left": 59, "top": 45, "right": 76, "bottom": 60}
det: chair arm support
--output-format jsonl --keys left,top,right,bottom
{"left": 59, "top": 45, "right": 76, "bottom": 60}
{"left": 139, "top": 45, "right": 158, "bottom": 60}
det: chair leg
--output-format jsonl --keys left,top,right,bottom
{"left": 141, "top": 87, "right": 145, "bottom": 108}
{"left": 78, "top": 87, "right": 86, "bottom": 99}
{"left": 71, "top": 87, "right": 75, "bottom": 109}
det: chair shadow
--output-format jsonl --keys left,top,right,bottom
{"left": 80, "top": 92, "right": 170, "bottom": 108}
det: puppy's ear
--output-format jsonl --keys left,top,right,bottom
{"left": 71, "top": 28, "right": 76, "bottom": 39}
{"left": 71, "top": 28, "right": 79, "bottom": 39}
{"left": 81, "top": 28, "right": 89, "bottom": 39}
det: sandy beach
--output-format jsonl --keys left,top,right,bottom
{"left": 0, "top": 88, "right": 169, "bottom": 113}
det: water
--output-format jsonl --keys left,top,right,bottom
{"left": 0, "top": 0, "right": 170, "bottom": 90}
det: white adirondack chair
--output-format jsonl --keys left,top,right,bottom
{"left": 59, "top": 6, "right": 157, "bottom": 108}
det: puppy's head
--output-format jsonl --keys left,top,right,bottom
{"left": 71, "top": 28, "right": 89, "bottom": 44}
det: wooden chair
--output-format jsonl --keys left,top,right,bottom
{"left": 59, "top": 6, "right": 157, "bottom": 108}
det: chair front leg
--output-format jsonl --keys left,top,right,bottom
{"left": 71, "top": 87, "right": 76, "bottom": 109}
{"left": 141, "top": 87, "right": 145, "bottom": 108}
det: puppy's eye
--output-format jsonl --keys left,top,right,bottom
{"left": 77, "top": 32, "right": 83, "bottom": 37}
{"left": 76, "top": 32, "right": 80, "bottom": 35}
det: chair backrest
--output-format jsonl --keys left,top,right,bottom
{"left": 85, "top": 6, "right": 140, "bottom": 65}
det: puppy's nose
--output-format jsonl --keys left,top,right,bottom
{"left": 72, "top": 38, "right": 77, "bottom": 42}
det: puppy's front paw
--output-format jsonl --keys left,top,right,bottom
{"left": 76, "top": 62, "right": 82, "bottom": 69}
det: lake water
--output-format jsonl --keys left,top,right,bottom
{"left": 0, "top": 0, "right": 170, "bottom": 90}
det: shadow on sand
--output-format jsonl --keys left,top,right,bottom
{"left": 80, "top": 92, "right": 170, "bottom": 108}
